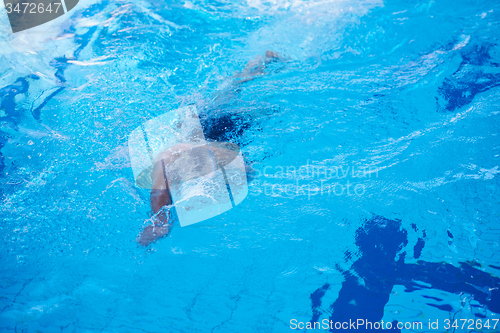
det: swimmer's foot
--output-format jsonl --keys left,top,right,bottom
{"left": 235, "top": 50, "right": 284, "bottom": 83}
{"left": 137, "top": 223, "right": 171, "bottom": 246}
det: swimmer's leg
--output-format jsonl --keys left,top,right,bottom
{"left": 233, "top": 50, "right": 283, "bottom": 84}
{"left": 200, "top": 50, "right": 283, "bottom": 139}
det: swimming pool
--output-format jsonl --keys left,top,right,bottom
{"left": 1, "top": 0, "right": 499, "bottom": 331}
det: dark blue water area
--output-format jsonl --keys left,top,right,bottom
{"left": 0, "top": 75, "right": 39, "bottom": 195}
{"left": 309, "top": 216, "right": 500, "bottom": 332}
{"left": 438, "top": 42, "right": 500, "bottom": 112}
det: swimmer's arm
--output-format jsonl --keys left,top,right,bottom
{"left": 137, "top": 159, "right": 173, "bottom": 246}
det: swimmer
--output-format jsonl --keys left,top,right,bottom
{"left": 137, "top": 51, "right": 283, "bottom": 246}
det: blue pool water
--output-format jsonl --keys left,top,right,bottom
{"left": 1, "top": 0, "right": 500, "bottom": 331}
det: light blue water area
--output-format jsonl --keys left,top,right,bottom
{"left": 1, "top": 0, "right": 500, "bottom": 331}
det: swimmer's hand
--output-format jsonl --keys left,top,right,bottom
{"left": 137, "top": 222, "right": 171, "bottom": 246}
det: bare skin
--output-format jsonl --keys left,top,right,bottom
{"left": 137, "top": 51, "right": 283, "bottom": 246}
{"left": 136, "top": 143, "right": 193, "bottom": 246}
{"left": 137, "top": 143, "right": 241, "bottom": 246}
{"left": 233, "top": 51, "right": 282, "bottom": 84}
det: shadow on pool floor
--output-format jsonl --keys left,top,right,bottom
{"left": 310, "top": 216, "right": 500, "bottom": 332}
